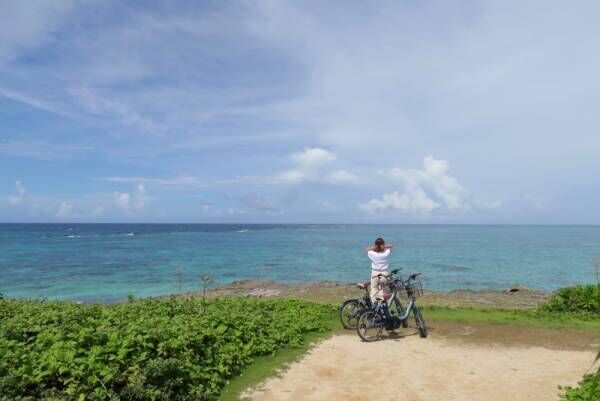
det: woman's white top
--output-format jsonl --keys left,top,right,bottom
{"left": 368, "top": 249, "right": 391, "bottom": 272}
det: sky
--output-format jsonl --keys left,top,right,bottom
{"left": 1, "top": 0, "right": 599, "bottom": 224}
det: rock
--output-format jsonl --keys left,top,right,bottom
{"left": 505, "top": 284, "right": 531, "bottom": 293}
{"left": 245, "top": 288, "right": 282, "bottom": 298}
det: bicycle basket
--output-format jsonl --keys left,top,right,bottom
{"left": 403, "top": 279, "right": 424, "bottom": 298}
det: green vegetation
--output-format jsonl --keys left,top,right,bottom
{"left": 0, "top": 297, "right": 335, "bottom": 401}
{"left": 561, "top": 370, "right": 600, "bottom": 401}
{"left": 219, "top": 313, "right": 339, "bottom": 401}
{"left": 2, "top": 286, "right": 598, "bottom": 401}
{"left": 423, "top": 306, "right": 600, "bottom": 331}
{"left": 541, "top": 285, "right": 600, "bottom": 400}
{"left": 560, "top": 352, "right": 600, "bottom": 401}
{"left": 541, "top": 285, "right": 600, "bottom": 315}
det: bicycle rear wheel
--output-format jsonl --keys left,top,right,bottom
{"left": 357, "top": 310, "right": 383, "bottom": 342}
{"left": 339, "top": 299, "right": 361, "bottom": 329}
{"left": 413, "top": 306, "right": 428, "bottom": 338}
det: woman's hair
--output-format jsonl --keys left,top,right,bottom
{"left": 374, "top": 237, "right": 385, "bottom": 252}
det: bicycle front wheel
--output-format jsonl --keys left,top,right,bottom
{"left": 339, "top": 299, "right": 362, "bottom": 329}
{"left": 357, "top": 310, "right": 383, "bottom": 342}
{"left": 413, "top": 306, "right": 428, "bottom": 338}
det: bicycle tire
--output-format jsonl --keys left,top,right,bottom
{"left": 357, "top": 309, "right": 383, "bottom": 342}
{"left": 339, "top": 299, "right": 361, "bottom": 329}
{"left": 413, "top": 306, "right": 428, "bottom": 338}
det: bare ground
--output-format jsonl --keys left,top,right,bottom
{"left": 243, "top": 322, "right": 599, "bottom": 401}
{"left": 199, "top": 280, "right": 597, "bottom": 400}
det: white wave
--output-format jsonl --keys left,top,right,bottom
{"left": 237, "top": 229, "right": 249, "bottom": 233}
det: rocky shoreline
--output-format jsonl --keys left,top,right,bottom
{"left": 187, "top": 280, "right": 551, "bottom": 310}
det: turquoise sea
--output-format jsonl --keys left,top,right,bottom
{"left": 0, "top": 224, "right": 598, "bottom": 302}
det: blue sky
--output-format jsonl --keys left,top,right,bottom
{"left": 1, "top": 0, "right": 599, "bottom": 223}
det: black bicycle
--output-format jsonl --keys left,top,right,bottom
{"left": 340, "top": 269, "right": 408, "bottom": 330}
{"left": 339, "top": 281, "right": 372, "bottom": 329}
{"left": 356, "top": 271, "right": 427, "bottom": 341}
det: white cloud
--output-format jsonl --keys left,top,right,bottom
{"left": 327, "top": 169, "right": 359, "bottom": 184}
{"left": 8, "top": 180, "right": 26, "bottom": 205}
{"left": 113, "top": 185, "right": 148, "bottom": 211}
{"left": 278, "top": 147, "right": 336, "bottom": 183}
{"left": 113, "top": 192, "right": 131, "bottom": 210}
{"left": 56, "top": 201, "right": 73, "bottom": 218}
{"left": 98, "top": 176, "right": 204, "bottom": 189}
{"left": 360, "top": 189, "right": 440, "bottom": 215}
{"left": 276, "top": 147, "right": 360, "bottom": 185}
{"left": 290, "top": 147, "right": 336, "bottom": 171}
{"left": 361, "top": 156, "right": 470, "bottom": 215}
{"left": 135, "top": 184, "right": 148, "bottom": 209}
{"left": 277, "top": 169, "right": 306, "bottom": 182}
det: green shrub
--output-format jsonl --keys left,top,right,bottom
{"left": 0, "top": 297, "right": 335, "bottom": 401}
{"left": 541, "top": 285, "right": 600, "bottom": 315}
{"left": 561, "top": 369, "right": 600, "bottom": 401}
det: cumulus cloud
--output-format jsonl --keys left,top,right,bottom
{"left": 8, "top": 180, "right": 26, "bottom": 205}
{"left": 275, "top": 147, "right": 360, "bottom": 185}
{"left": 56, "top": 201, "right": 73, "bottom": 218}
{"left": 290, "top": 147, "right": 336, "bottom": 171}
{"left": 360, "top": 189, "right": 440, "bottom": 215}
{"left": 326, "top": 169, "right": 359, "bottom": 184}
{"left": 278, "top": 147, "right": 336, "bottom": 182}
{"left": 360, "top": 156, "right": 469, "bottom": 215}
{"left": 113, "top": 185, "right": 148, "bottom": 210}
{"left": 113, "top": 192, "right": 131, "bottom": 210}
{"left": 135, "top": 184, "right": 148, "bottom": 209}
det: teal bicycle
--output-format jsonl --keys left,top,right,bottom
{"left": 356, "top": 270, "right": 427, "bottom": 341}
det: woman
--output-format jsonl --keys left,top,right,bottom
{"left": 365, "top": 237, "right": 394, "bottom": 301}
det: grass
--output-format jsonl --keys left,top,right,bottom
{"left": 423, "top": 306, "right": 600, "bottom": 331}
{"left": 219, "top": 309, "right": 340, "bottom": 401}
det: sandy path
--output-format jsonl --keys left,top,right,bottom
{"left": 244, "top": 333, "right": 596, "bottom": 401}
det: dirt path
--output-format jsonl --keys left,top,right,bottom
{"left": 244, "top": 327, "right": 598, "bottom": 401}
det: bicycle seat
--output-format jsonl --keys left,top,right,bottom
{"left": 356, "top": 282, "right": 370, "bottom": 290}
{"left": 408, "top": 272, "right": 422, "bottom": 280}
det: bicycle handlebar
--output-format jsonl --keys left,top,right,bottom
{"left": 373, "top": 270, "right": 421, "bottom": 280}
{"left": 408, "top": 272, "right": 422, "bottom": 280}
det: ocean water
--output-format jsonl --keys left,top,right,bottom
{"left": 0, "top": 224, "right": 598, "bottom": 302}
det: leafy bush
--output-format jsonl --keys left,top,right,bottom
{"left": 0, "top": 297, "right": 334, "bottom": 400}
{"left": 561, "top": 369, "right": 600, "bottom": 400}
{"left": 541, "top": 285, "right": 600, "bottom": 315}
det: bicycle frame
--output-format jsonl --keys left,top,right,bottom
{"left": 357, "top": 271, "right": 428, "bottom": 340}
{"left": 373, "top": 275, "right": 418, "bottom": 322}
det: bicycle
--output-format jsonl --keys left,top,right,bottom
{"left": 339, "top": 269, "right": 407, "bottom": 330}
{"left": 339, "top": 281, "right": 372, "bottom": 329}
{"left": 356, "top": 271, "right": 427, "bottom": 341}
